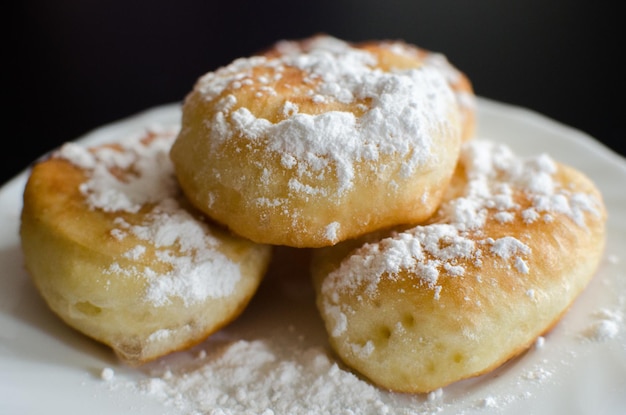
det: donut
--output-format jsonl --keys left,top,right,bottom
{"left": 19, "top": 126, "right": 273, "bottom": 365}
{"left": 170, "top": 34, "right": 467, "bottom": 248}
{"left": 310, "top": 139, "right": 607, "bottom": 393}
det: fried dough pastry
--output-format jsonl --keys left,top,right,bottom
{"left": 20, "top": 127, "right": 272, "bottom": 365}
{"left": 170, "top": 35, "right": 467, "bottom": 247}
{"left": 310, "top": 139, "right": 607, "bottom": 393}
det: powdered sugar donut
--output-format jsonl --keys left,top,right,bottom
{"left": 20, "top": 127, "right": 273, "bottom": 365}
{"left": 170, "top": 35, "right": 466, "bottom": 247}
{"left": 310, "top": 139, "right": 607, "bottom": 393}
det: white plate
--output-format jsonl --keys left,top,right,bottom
{"left": 1, "top": 98, "right": 625, "bottom": 415}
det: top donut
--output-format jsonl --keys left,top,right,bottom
{"left": 170, "top": 34, "right": 475, "bottom": 247}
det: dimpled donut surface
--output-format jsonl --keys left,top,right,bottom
{"left": 170, "top": 34, "right": 465, "bottom": 247}
{"left": 20, "top": 127, "right": 273, "bottom": 365}
{"left": 311, "top": 139, "right": 607, "bottom": 393}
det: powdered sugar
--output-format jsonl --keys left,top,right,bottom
{"left": 582, "top": 308, "right": 623, "bottom": 341}
{"left": 382, "top": 40, "right": 476, "bottom": 122}
{"left": 490, "top": 236, "right": 531, "bottom": 260}
{"left": 193, "top": 35, "right": 458, "bottom": 198}
{"left": 324, "top": 221, "right": 340, "bottom": 243}
{"left": 131, "top": 340, "right": 398, "bottom": 415}
{"left": 56, "top": 126, "right": 244, "bottom": 306}
{"left": 100, "top": 367, "right": 115, "bottom": 381}
{"left": 58, "top": 128, "right": 178, "bottom": 214}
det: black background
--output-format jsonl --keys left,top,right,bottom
{"left": 7, "top": 1, "right": 622, "bottom": 185}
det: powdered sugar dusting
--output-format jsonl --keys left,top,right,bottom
{"left": 58, "top": 128, "right": 178, "bottom": 214}
{"left": 106, "top": 340, "right": 417, "bottom": 415}
{"left": 56, "top": 126, "right": 244, "bottom": 307}
{"left": 324, "top": 222, "right": 340, "bottom": 243}
{"left": 582, "top": 308, "right": 623, "bottom": 341}
{"left": 382, "top": 40, "right": 476, "bottom": 121}
{"left": 490, "top": 236, "right": 531, "bottom": 260}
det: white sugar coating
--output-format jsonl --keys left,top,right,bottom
{"left": 59, "top": 128, "right": 179, "bottom": 214}
{"left": 522, "top": 365, "right": 553, "bottom": 382}
{"left": 321, "top": 139, "right": 602, "bottom": 329}
{"left": 587, "top": 320, "right": 619, "bottom": 341}
{"left": 100, "top": 367, "right": 115, "bottom": 381}
{"left": 490, "top": 236, "right": 531, "bottom": 260}
{"left": 583, "top": 308, "right": 623, "bottom": 341}
{"left": 385, "top": 41, "right": 476, "bottom": 120}
{"left": 324, "top": 222, "right": 340, "bottom": 243}
{"left": 427, "top": 388, "right": 444, "bottom": 402}
{"left": 56, "top": 126, "right": 244, "bottom": 307}
{"left": 516, "top": 257, "right": 530, "bottom": 274}
{"left": 534, "top": 336, "right": 545, "bottom": 349}
{"left": 194, "top": 35, "right": 458, "bottom": 197}
{"left": 480, "top": 396, "right": 498, "bottom": 408}
{"left": 279, "top": 35, "right": 476, "bottom": 117}
{"left": 607, "top": 254, "right": 620, "bottom": 264}
{"left": 141, "top": 341, "right": 364, "bottom": 412}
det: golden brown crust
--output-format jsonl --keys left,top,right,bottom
{"left": 20, "top": 129, "right": 273, "bottom": 365}
{"left": 310, "top": 140, "right": 607, "bottom": 393}
{"left": 170, "top": 35, "right": 465, "bottom": 247}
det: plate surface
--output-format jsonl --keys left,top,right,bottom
{"left": 1, "top": 98, "right": 625, "bottom": 415}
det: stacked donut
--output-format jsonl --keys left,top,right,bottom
{"left": 20, "top": 34, "right": 606, "bottom": 392}
{"left": 20, "top": 127, "right": 273, "bottom": 365}
{"left": 170, "top": 34, "right": 475, "bottom": 248}
{"left": 310, "top": 140, "right": 606, "bottom": 392}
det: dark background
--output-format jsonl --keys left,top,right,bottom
{"left": 7, "top": 1, "right": 622, "bottom": 185}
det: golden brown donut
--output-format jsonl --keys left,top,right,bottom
{"left": 20, "top": 127, "right": 273, "bottom": 365}
{"left": 170, "top": 34, "right": 465, "bottom": 248}
{"left": 310, "top": 139, "right": 607, "bottom": 393}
